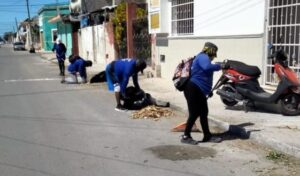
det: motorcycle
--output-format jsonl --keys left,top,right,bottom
{"left": 212, "top": 49, "right": 300, "bottom": 116}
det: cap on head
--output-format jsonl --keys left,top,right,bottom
{"left": 202, "top": 42, "right": 218, "bottom": 58}
{"left": 56, "top": 38, "right": 62, "bottom": 44}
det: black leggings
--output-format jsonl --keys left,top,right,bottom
{"left": 183, "top": 81, "right": 211, "bottom": 138}
{"left": 58, "top": 60, "right": 65, "bottom": 76}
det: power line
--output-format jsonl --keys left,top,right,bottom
{"left": 0, "top": 4, "right": 45, "bottom": 7}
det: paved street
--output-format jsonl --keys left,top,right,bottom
{"left": 0, "top": 44, "right": 299, "bottom": 176}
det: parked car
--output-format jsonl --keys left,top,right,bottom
{"left": 13, "top": 42, "right": 25, "bottom": 51}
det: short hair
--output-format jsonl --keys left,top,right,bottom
{"left": 68, "top": 54, "right": 76, "bottom": 63}
{"left": 136, "top": 59, "right": 146, "bottom": 73}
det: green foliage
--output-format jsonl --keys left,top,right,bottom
{"left": 112, "top": 1, "right": 126, "bottom": 47}
{"left": 136, "top": 7, "right": 147, "bottom": 19}
{"left": 112, "top": 1, "right": 148, "bottom": 57}
{"left": 266, "top": 150, "right": 286, "bottom": 161}
{"left": 3, "top": 32, "right": 15, "bottom": 41}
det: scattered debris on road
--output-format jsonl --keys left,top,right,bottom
{"left": 131, "top": 105, "right": 173, "bottom": 120}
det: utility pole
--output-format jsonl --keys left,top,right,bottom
{"left": 15, "top": 18, "right": 19, "bottom": 42}
{"left": 56, "top": 0, "right": 60, "bottom": 14}
{"left": 25, "top": 0, "right": 35, "bottom": 52}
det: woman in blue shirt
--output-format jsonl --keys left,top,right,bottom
{"left": 181, "top": 42, "right": 223, "bottom": 144}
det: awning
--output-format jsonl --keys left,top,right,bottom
{"left": 48, "top": 15, "right": 61, "bottom": 23}
{"left": 48, "top": 14, "right": 74, "bottom": 23}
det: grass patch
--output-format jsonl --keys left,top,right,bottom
{"left": 266, "top": 150, "right": 286, "bottom": 161}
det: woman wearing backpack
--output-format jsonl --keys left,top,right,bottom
{"left": 181, "top": 42, "right": 225, "bottom": 145}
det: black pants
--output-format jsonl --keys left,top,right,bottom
{"left": 183, "top": 81, "right": 211, "bottom": 138}
{"left": 58, "top": 60, "right": 65, "bottom": 76}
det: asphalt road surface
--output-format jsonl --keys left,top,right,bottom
{"left": 0, "top": 45, "right": 299, "bottom": 176}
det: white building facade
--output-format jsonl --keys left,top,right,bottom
{"left": 148, "top": 0, "right": 300, "bottom": 85}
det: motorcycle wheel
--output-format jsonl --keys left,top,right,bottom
{"left": 220, "top": 86, "right": 238, "bottom": 106}
{"left": 280, "top": 94, "right": 300, "bottom": 116}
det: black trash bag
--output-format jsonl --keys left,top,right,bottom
{"left": 90, "top": 71, "right": 106, "bottom": 83}
{"left": 122, "top": 86, "right": 170, "bottom": 110}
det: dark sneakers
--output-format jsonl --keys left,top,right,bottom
{"left": 180, "top": 135, "right": 198, "bottom": 145}
{"left": 202, "top": 136, "right": 222, "bottom": 143}
{"left": 115, "top": 104, "right": 128, "bottom": 112}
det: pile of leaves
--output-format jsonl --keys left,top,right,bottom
{"left": 132, "top": 106, "right": 173, "bottom": 121}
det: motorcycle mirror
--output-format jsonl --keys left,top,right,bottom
{"left": 268, "top": 43, "right": 274, "bottom": 50}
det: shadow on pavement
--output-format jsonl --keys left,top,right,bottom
{"left": 214, "top": 122, "right": 260, "bottom": 141}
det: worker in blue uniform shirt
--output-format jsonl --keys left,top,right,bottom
{"left": 62, "top": 54, "right": 92, "bottom": 84}
{"left": 106, "top": 58, "right": 147, "bottom": 112}
{"left": 52, "top": 38, "right": 67, "bottom": 76}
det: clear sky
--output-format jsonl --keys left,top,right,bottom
{"left": 0, "top": 0, "right": 68, "bottom": 37}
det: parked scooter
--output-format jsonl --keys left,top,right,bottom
{"left": 212, "top": 49, "right": 300, "bottom": 116}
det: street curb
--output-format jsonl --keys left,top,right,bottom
{"left": 251, "top": 133, "right": 300, "bottom": 158}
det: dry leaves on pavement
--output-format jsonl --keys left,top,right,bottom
{"left": 131, "top": 105, "right": 173, "bottom": 121}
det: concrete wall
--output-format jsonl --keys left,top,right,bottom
{"left": 194, "top": 0, "right": 265, "bottom": 36}
{"left": 78, "top": 23, "right": 116, "bottom": 65}
{"left": 155, "top": 35, "right": 265, "bottom": 83}
{"left": 149, "top": 0, "right": 267, "bottom": 84}
{"left": 40, "top": 11, "right": 58, "bottom": 51}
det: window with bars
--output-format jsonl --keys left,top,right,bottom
{"left": 266, "top": 0, "right": 300, "bottom": 84}
{"left": 171, "top": 0, "right": 194, "bottom": 36}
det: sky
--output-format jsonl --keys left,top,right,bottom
{"left": 0, "top": 0, "right": 68, "bottom": 37}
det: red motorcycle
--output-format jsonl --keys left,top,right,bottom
{"left": 212, "top": 49, "right": 300, "bottom": 116}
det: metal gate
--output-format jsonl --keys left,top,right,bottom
{"left": 132, "top": 17, "right": 151, "bottom": 64}
{"left": 266, "top": 0, "right": 300, "bottom": 85}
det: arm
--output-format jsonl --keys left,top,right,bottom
{"left": 120, "top": 76, "right": 130, "bottom": 94}
{"left": 62, "top": 44, "right": 67, "bottom": 54}
{"left": 52, "top": 43, "right": 56, "bottom": 52}
{"left": 198, "top": 55, "right": 221, "bottom": 72}
{"left": 78, "top": 61, "right": 87, "bottom": 79}
{"left": 132, "top": 73, "right": 140, "bottom": 90}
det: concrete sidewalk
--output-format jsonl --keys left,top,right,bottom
{"left": 139, "top": 77, "right": 300, "bottom": 158}
{"left": 38, "top": 51, "right": 300, "bottom": 158}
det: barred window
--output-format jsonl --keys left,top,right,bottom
{"left": 171, "top": 0, "right": 194, "bottom": 36}
{"left": 266, "top": 0, "right": 300, "bottom": 84}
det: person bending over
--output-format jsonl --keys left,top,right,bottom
{"left": 106, "top": 58, "right": 147, "bottom": 112}
{"left": 62, "top": 54, "right": 92, "bottom": 84}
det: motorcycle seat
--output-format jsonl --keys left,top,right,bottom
{"left": 227, "top": 60, "right": 261, "bottom": 77}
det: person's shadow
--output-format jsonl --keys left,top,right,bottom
{"left": 214, "top": 122, "right": 260, "bottom": 141}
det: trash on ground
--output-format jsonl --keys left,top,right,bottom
{"left": 131, "top": 105, "right": 173, "bottom": 121}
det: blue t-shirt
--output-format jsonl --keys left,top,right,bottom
{"left": 52, "top": 43, "right": 66, "bottom": 61}
{"left": 107, "top": 58, "right": 139, "bottom": 93}
{"left": 190, "top": 52, "right": 221, "bottom": 95}
{"left": 68, "top": 57, "right": 87, "bottom": 78}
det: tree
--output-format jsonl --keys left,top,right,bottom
{"left": 3, "top": 32, "right": 15, "bottom": 42}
